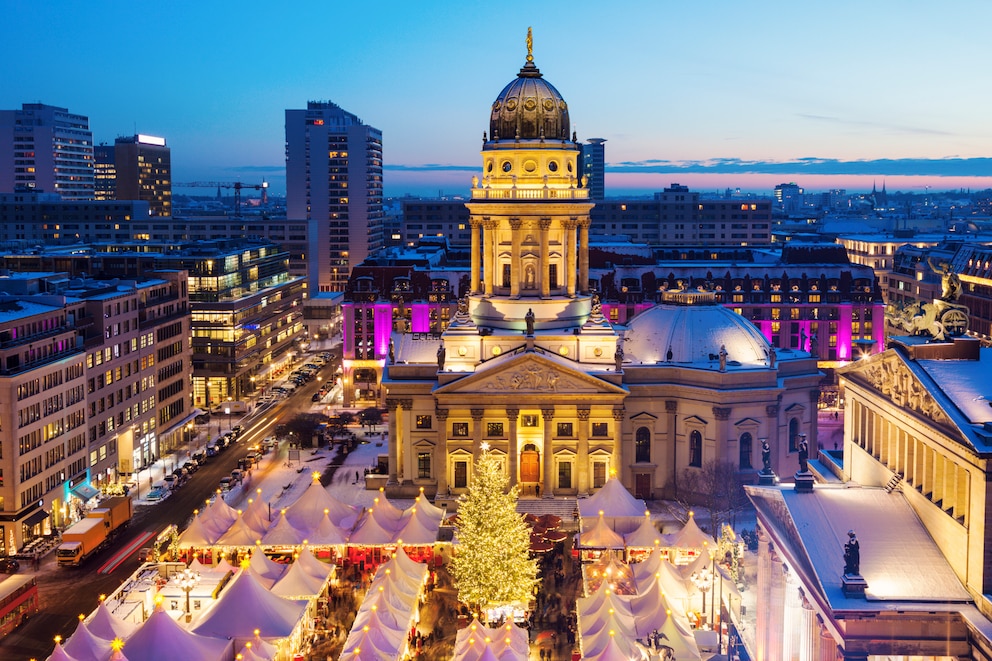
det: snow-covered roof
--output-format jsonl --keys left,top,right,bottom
{"left": 748, "top": 484, "right": 971, "bottom": 613}
{"left": 917, "top": 349, "right": 992, "bottom": 426}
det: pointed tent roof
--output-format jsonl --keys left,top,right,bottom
{"left": 271, "top": 558, "right": 327, "bottom": 598}
{"left": 199, "top": 494, "right": 239, "bottom": 537}
{"left": 45, "top": 641, "right": 79, "bottom": 661}
{"left": 235, "top": 644, "right": 270, "bottom": 661}
{"left": 261, "top": 510, "right": 308, "bottom": 546}
{"left": 215, "top": 556, "right": 237, "bottom": 574}
{"left": 579, "top": 476, "right": 646, "bottom": 518}
{"left": 340, "top": 622, "right": 403, "bottom": 660}
{"left": 412, "top": 491, "right": 445, "bottom": 521}
{"left": 576, "top": 581, "right": 633, "bottom": 622}
{"left": 579, "top": 609, "right": 638, "bottom": 659}
{"left": 176, "top": 512, "right": 221, "bottom": 548}
{"left": 657, "top": 612, "right": 701, "bottom": 661}
{"left": 489, "top": 620, "right": 529, "bottom": 660}
{"left": 84, "top": 600, "right": 138, "bottom": 641}
{"left": 586, "top": 635, "right": 642, "bottom": 661}
{"left": 295, "top": 546, "right": 335, "bottom": 582}
{"left": 307, "top": 510, "right": 349, "bottom": 546}
{"left": 622, "top": 512, "right": 664, "bottom": 549}
{"left": 193, "top": 569, "right": 308, "bottom": 640}
{"left": 394, "top": 508, "right": 440, "bottom": 545}
{"left": 350, "top": 508, "right": 400, "bottom": 545}
{"left": 666, "top": 511, "right": 715, "bottom": 550}
{"left": 577, "top": 513, "right": 625, "bottom": 549}
{"left": 63, "top": 621, "right": 112, "bottom": 661}
{"left": 187, "top": 557, "right": 207, "bottom": 572}
{"left": 248, "top": 547, "right": 286, "bottom": 586}
{"left": 387, "top": 544, "right": 428, "bottom": 579}
{"left": 350, "top": 600, "right": 410, "bottom": 643}
{"left": 630, "top": 583, "right": 687, "bottom": 638}
{"left": 242, "top": 490, "right": 272, "bottom": 533}
{"left": 285, "top": 477, "right": 359, "bottom": 529}
{"left": 369, "top": 490, "right": 406, "bottom": 530}
{"left": 216, "top": 514, "right": 263, "bottom": 547}
{"left": 124, "top": 603, "right": 233, "bottom": 661}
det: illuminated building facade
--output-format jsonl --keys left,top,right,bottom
{"left": 383, "top": 38, "right": 821, "bottom": 501}
{"left": 0, "top": 190, "right": 148, "bottom": 243}
{"left": 93, "top": 144, "right": 117, "bottom": 201}
{"left": 113, "top": 134, "right": 172, "bottom": 217}
{"left": 580, "top": 138, "right": 606, "bottom": 200}
{"left": 0, "top": 103, "right": 94, "bottom": 199}
{"left": 285, "top": 101, "right": 384, "bottom": 292}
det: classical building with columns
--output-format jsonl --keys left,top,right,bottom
{"left": 745, "top": 323, "right": 992, "bottom": 658}
{"left": 382, "top": 39, "right": 821, "bottom": 501}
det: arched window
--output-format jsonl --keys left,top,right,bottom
{"left": 689, "top": 430, "right": 702, "bottom": 467}
{"left": 789, "top": 418, "right": 800, "bottom": 452}
{"left": 635, "top": 427, "right": 651, "bottom": 463}
{"left": 739, "top": 432, "right": 753, "bottom": 469}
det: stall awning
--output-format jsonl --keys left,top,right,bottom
{"left": 71, "top": 483, "right": 100, "bottom": 502}
{"left": 22, "top": 509, "right": 49, "bottom": 527}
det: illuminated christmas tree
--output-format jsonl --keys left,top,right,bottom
{"left": 450, "top": 443, "right": 538, "bottom": 620}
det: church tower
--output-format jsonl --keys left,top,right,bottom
{"left": 466, "top": 29, "right": 595, "bottom": 331}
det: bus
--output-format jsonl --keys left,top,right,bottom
{"left": 0, "top": 574, "right": 39, "bottom": 638}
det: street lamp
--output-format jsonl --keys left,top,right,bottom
{"left": 225, "top": 406, "right": 231, "bottom": 434}
{"left": 691, "top": 559, "right": 714, "bottom": 630}
{"left": 177, "top": 567, "right": 200, "bottom": 623}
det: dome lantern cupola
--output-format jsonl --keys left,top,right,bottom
{"left": 489, "top": 28, "right": 570, "bottom": 143}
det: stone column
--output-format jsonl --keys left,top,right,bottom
{"left": 767, "top": 402, "right": 781, "bottom": 474}
{"left": 666, "top": 400, "right": 679, "bottom": 497}
{"left": 435, "top": 408, "right": 448, "bottom": 495}
{"left": 782, "top": 565, "right": 802, "bottom": 661}
{"left": 399, "top": 399, "right": 413, "bottom": 484}
{"left": 756, "top": 526, "right": 788, "bottom": 661}
{"left": 471, "top": 408, "right": 484, "bottom": 463}
{"left": 506, "top": 407, "right": 519, "bottom": 487}
{"left": 578, "top": 219, "right": 590, "bottom": 294}
{"left": 387, "top": 399, "right": 399, "bottom": 485}
{"left": 564, "top": 219, "right": 577, "bottom": 297}
{"left": 539, "top": 218, "right": 551, "bottom": 298}
{"left": 509, "top": 218, "right": 522, "bottom": 298}
{"left": 612, "top": 407, "right": 626, "bottom": 478}
{"left": 798, "top": 589, "right": 817, "bottom": 661}
{"left": 470, "top": 218, "right": 482, "bottom": 294}
{"left": 482, "top": 219, "right": 496, "bottom": 296}
{"left": 712, "top": 406, "right": 732, "bottom": 467}
{"left": 577, "top": 408, "right": 590, "bottom": 496}
{"left": 542, "top": 408, "right": 555, "bottom": 497}
{"left": 812, "top": 616, "right": 836, "bottom": 661}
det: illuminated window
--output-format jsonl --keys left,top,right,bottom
{"left": 635, "top": 427, "right": 651, "bottom": 463}
{"left": 771, "top": 308, "right": 781, "bottom": 320}
{"left": 689, "top": 431, "right": 702, "bottom": 467}
{"left": 415, "top": 415, "right": 432, "bottom": 429}
{"left": 452, "top": 422, "right": 469, "bottom": 437}
{"left": 790, "top": 308, "right": 800, "bottom": 320}
{"left": 417, "top": 452, "right": 431, "bottom": 479}
{"left": 739, "top": 432, "right": 753, "bottom": 469}
{"left": 557, "top": 422, "right": 573, "bottom": 437}
{"left": 487, "top": 422, "right": 504, "bottom": 437}
{"left": 591, "top": 422, "right": 608, "bottom": 437}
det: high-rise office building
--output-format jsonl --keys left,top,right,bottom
{"left": 581, "top": 137, "right": 607, "bottom": 200}
{"left": 114, "top": 134, "right": 171, "bottom": 217}
{"left": 0, "top": 103, "right": 94, "bottom": 199}
{"left": 93, "top": 144, "right": 117, "bottom": 200}
{"left": 285, "top": 101, "right": 383, "bottom": 292}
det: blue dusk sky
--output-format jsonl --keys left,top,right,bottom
{"left": 4, "top": 0, "right": 992, "bottom": 198}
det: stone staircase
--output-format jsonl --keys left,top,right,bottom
{"left": 883, "top": 472, "right": 903, "bottom": 493}
{"left": 516, "top": 497, "right": 580, "bottom": 531}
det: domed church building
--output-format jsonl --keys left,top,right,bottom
{"left": 382, "top": 33, "right": 822, "bottom": 500}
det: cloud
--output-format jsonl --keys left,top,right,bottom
{"left": 606, "top": 156, "right": 992, "bottom": 177}
{"left": 796, "top": 113, "right": 952, "bottom": 136}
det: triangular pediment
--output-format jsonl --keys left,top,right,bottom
{"left": 840, "top": 350, "right": 955, "bottom": 432}
{"left": 434, "top": 350, "right": 628, "bottom": 398}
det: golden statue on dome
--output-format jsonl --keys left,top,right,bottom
{"left": 526, "top": 27, "right": 533, "bottom": 62}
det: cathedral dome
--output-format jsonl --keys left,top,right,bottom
{"left": 489, "top": 55, "right": 570, "bottom": 142}
{"left": 622, "top": 297, "right": 772, "bottom": 369}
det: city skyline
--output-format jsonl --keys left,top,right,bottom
{"left": 4, "top": 0, "right": 992, "bottom": 198}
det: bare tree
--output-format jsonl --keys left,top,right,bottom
{"left": 673, "top": 461, "right": 751, "bottom": 533}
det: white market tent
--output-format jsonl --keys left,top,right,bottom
{"left": 578, "top": 477, "right": 646, "bottom": 534}
{"left": 45, "top": 641, "right": 79, "bottom": 661}
{"left": 193, "top": 568, "right": 309, "bottom": 642}
{"left": 622, "top": 512, "right": 664, "bottom": 550}
{"left": 262, "top": 510, "right": 308, "bottom": 546}
{"left": 452, "top": 618, "right": 529, "bottom": 661}
{"left": 84, "top": 599, "right": 138, "bottom": 641}
{"left": 271, "top": 559, "right": 328, "bottom": 598}
{"left": 285, "top": 477, "right": 359, "bottom": 530}
{"left": 62, "top": 621, "right": 112, "bottom": 661}
{"left": 665, "top": 511, "right": 715, "bottom": 552}
{"left": 123, "top": 602, "right": 234, "bottom": 661}
{"left": 577, "top": 513, "right": 625, "bottom": 550}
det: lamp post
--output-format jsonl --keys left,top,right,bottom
{"left": 177, "top": 567, "right": 200, "bottom": 623}
{"left": 225, "top": 405, "right": 231, "bottom": 435}
{"left": 691, "top": 561, "right": 713, "bottom": 628}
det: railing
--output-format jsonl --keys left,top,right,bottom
{"left": 470, "top": 187, "right": 590, "bottom": 201}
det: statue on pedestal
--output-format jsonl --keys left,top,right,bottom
{"left": 525, "top": 308, "right": 535, "bottom": 336}
{"left": 436, "top": 344, "right": 446, "bottom": 371}
{"left": 761, "top": 439, "right": 772, "bottom": 474}
{"left": 843, "top": 530, "right": 860, "bottom": 575}
{"left": 798, "top": 435, "right": 809, "bottom": 473}
{"left": 718, "top": 344, "right": 728, "bottom": 372}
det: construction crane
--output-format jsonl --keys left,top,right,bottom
{"left": 174, "top": 180, "right": 269, "bottom": 215}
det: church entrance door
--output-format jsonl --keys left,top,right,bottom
{"left": 634, "top": 473, "right": 652, "bottom": 500}
{"left": 520, "top": 450, "right": 540, "bottom": 483}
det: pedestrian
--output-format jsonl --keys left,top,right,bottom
{"left": 354, "top": 470, "right": 359, "bottom": 484}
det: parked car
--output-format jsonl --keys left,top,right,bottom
{"left": 219, "top": 477, "right": 233, "bottom": 492}
{"left": 230, "top": 469, "right": 244, "bottom": 484}
{"left": 232, "top": 424, "right": 244, "bottom": 436}
{"left": 192, "top": 450, "right": 207, "bottom": 464}
{"left": 162, "top": 475, "right": 177, "bottom": 491}
{"left": 0, "top": 558, "right": 20, "bottom": 573}
{"left": 147, "top": 483, "right": 168, "bottom": 501}
{"left": 183, "top": 461, "right": 198, "bottom": 474}
{"left": 312, "top": 393, "right": 322, "bottom": 402}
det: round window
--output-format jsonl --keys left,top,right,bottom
{"left": 502, "top": 161, "right": 512, "bottom": 173}
{"left": 567, "top": 161, "right": 573, "bottom": 173}
{"left": 523, "top": 160, "right": 537, "bottom": 173}
{"left": 487, "top": 160, "right": 494, "bottom": 173}
{"left": 548, "top": 161, "right": 559, "bottom": 173}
